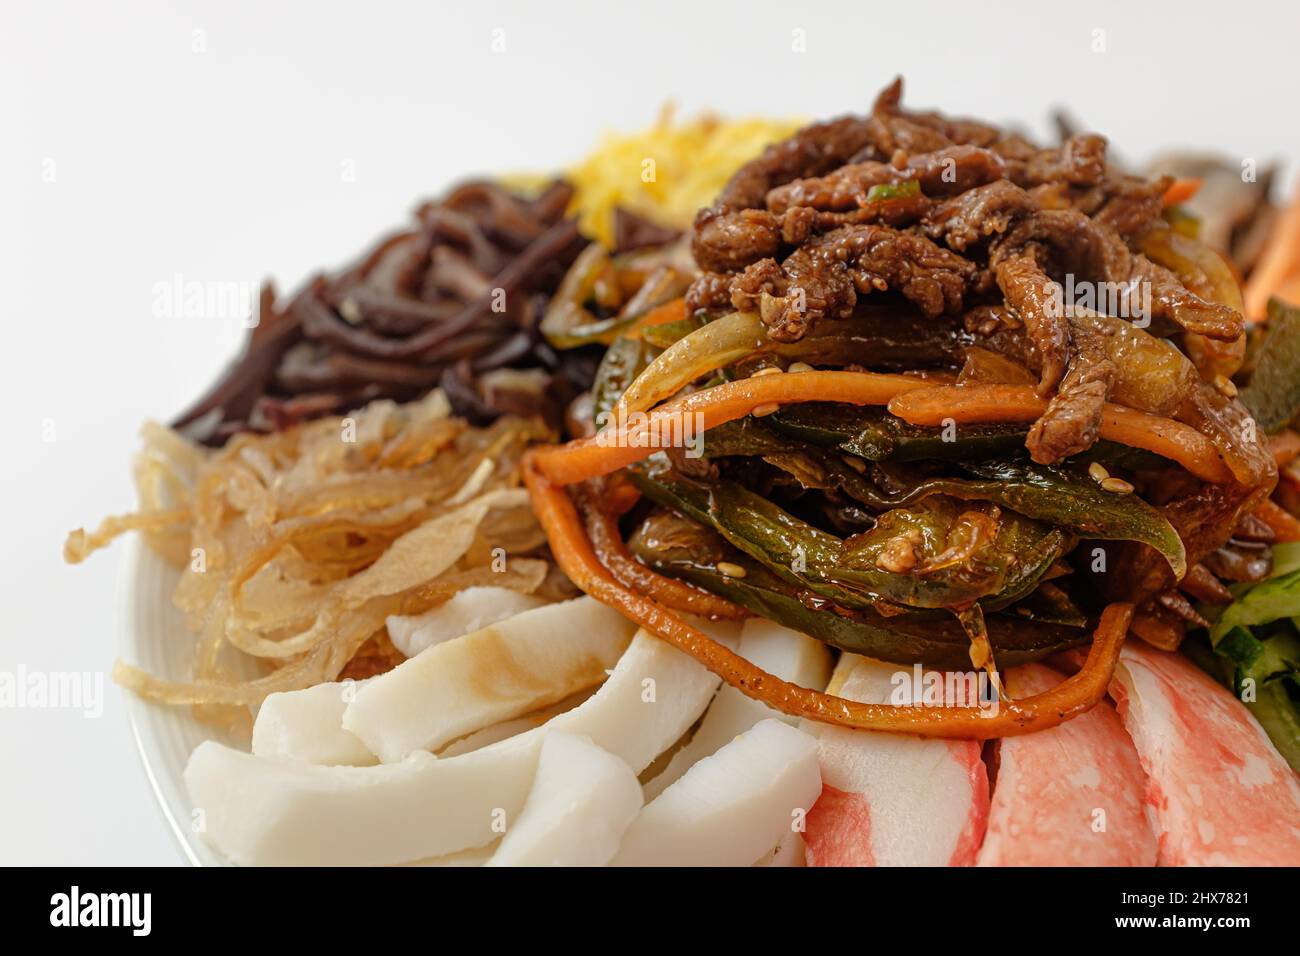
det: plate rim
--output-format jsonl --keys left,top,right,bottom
{"left": 118, "top": 534, "right": 226, "bottom": 867}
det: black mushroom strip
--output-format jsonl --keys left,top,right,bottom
{"left": 173, "top": 180, "right": 592, "bottom": 444}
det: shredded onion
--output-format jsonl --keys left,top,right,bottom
{"left": 614, "top": 311, "right": 766, "bottom": 418}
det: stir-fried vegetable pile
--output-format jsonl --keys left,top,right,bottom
{"left": 524, "top": 79, "right": 1298, "bottom": 744}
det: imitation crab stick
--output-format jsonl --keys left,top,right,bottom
{"left": 531, "top": 370, "right": 929, "bottom": 486}
{"left": 523, "top": 452, "right": 1133, "bottom": 738}
{"left": 1110, "top": 640, "right": 1300, "bottom": 865}
{"left": 975, "top": 663, "right": 1157, "bottom": 867}
{"left": 804, "top": 654, "right": 988, "bottom": 866}
{"left": 887, "top": 384, "right": 1234, "bottom": 483}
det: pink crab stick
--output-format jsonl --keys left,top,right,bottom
{"left": 803, "top": 656, "right": 989, "bottom": 866}
{"left": 1110, "top": 640, "right": 1300, "bottom": 866}
{"left": 976, "top": 663, "right": 1157, "bottom": 867}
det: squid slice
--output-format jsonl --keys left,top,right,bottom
{"left": 610, "top": 719, "right": 821, "bottom": 867}
{"left": 643, "top": 618, "right": 833, "bottom": 799}
{"left": 345, "top": 597, "right": 635, "bottom": 762}
{"left": 487, "top": 733, "right": 642, "bottom": 867}
{"left": 386, "top": 585, "right": 547, "bottom": 658}
{"left": 1110, "top": 640, "right": 1300, "bottom": 865}
{"left": 532, "top": 620, "right": 740, "bottom": 774}
{"left": 803, "top": 654, "right": 989, "bottom": 866}
{"left": 437, "top": 689, "right": 596, "bottom": 758}
{"left": 187, "top": 621, "right": 737, "bottom": 865}
{"left": 976, "top": 663, "right": 1157, "bottom": 866}
{"left": 185, "top": 735, "right": 543, "bottom": 866}
{"left": 752, "top": 830, "right": 807, "bottom": 867}
{"left": 252, "top": 679, "right": 376, "bottom": 767}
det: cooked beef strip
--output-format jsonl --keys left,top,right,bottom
{"left": 1025, "top": 329, "right": 1115, "bottom": 463}
{"left": 922, "top": 180, "right": 1039, "bottom": 253}
{"left": 1129, "top": 254, "right": 1243, "bottom": 339}
{"left": 684, "top": 270, "right": 736, "bottom": 315}
{"left": 692, "top": 208, "right": 783, "bottom": 273}
{"left": 993, "top": 255, "right": 1069, "bottom": 395}
{"left": 710, "top": 115, "right": 879, "bottom": 214}
{"left": 1089, "top": 174, "right": 1173, "bottom": 243}
{"left": 992, "top": 207, "right": 1242, "bottom": 342}
{"left": 691, "top": 113, "right": 880, "bottom": 271}
{"left": 862, "top": 77, "right": 1002, "bottom": 156}
{"left": 1002, "top": 133, "right": 1110, "bottom": 189}
{"left": 766, "top": 145, "right": 1008, "bottom": 214}
{"left": 729, "top": 224, "right": 976, "bottom": 341}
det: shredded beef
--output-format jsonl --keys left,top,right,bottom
{"left": 1025, "top": 332, "right": 1115, "bottom": 462}
{"left": 729, "top": 225, "right": 975, "bottom": 341}
{"left": 686, "top": 76, "right": 1259, "bottom": 479}
{"left": 766, "top": 145, "right": 1007, "bottom": 214}
{"left": 1004, "top": 133, "right": 1110, "bottom": 188}
{"left": 692, "top": 208, "right": 782, "bottom": 273}
{"left": 993, "top": 255, "right": 1069, "bottom": 395}
{"left": 923, "top": 180, "right": 1038, "bottom": 252}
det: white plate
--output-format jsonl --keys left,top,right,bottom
{"left": 119, "top": 536, "right": 237, "bottom": 866}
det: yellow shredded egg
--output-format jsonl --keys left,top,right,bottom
{"left": 562, "top": 109, "right": 803, "bottom": 247}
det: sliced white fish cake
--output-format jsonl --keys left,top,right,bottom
{"left": 643, "top": 618, "right": 831, "bottom": 799}
{"left": 345, "top": 597, "right": 635, "bottom": 762}
{"left": 487, "top": 733, "right": 642, "bottom": 867}
{"left": 252, "top": 679, "right": 375, "bottom": 766}
{"left": 387, "top": 586, "right": 547, "bottom": 658}
{"left": 803, "top": 654, "right": 989, "bottom": 866}
{"left": 1111, "top": 640, "right": 1300, "bottom": 865}
{"left": 611, "top": 718, "right": 821, "bottom": 867}
{"left": 976, "top": 663, "right": 1156, "bottom": 866}
{"left": 185, "top": 735, "right": 542, "bottom": 866}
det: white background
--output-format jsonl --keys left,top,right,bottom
{"left": 3, "top": 0, "right": 1298, "bottom": 865}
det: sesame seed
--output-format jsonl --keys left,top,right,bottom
{"left": 1101, "top": 477, "right": 1134, "bottom": 495}
{"left": 339, "top": 299, "right": 363, "bottom": 325}
{"left": 751, "top": 366, "right": 783, "bottom": 378}
{"left": 1088, "top": 461, "right": 1110, "bottom": 483}
{"left": 716, "top": 561, "right": 747, "bottom": 579}
{"left": 787, "top": 361, "right": 815, "bottom": 373}
{"left": 752, "top": 402, "right": 780, "bottom": 417}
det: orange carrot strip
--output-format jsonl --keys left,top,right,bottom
{"left": 532, "top": 370, "right": 928, "bottom": 486}
{"left": 1268, "top": 430, "right": 1300, "bottom": 468}
{"left": 887, "top": 384, "right": 1234, "bottom": 483}
{"left": 1162, "top": 178, "right": 1203, "bottom": 207}
{"left": 523, "top": 451, "right": 1132, "bottom": 738}
{"left": 605, "top": 476, "right": 642, "bottom": 516}
{"left": 888, "top": 383, "right": 1046, "bottom": 426}
{"left": 1244, "top": 174, "right": 1300, "bottom": 320}
{"left": 1255, "top": 498, "right": 1300, "bottom": 543}
{"left": 629, "top": 297, "right": 687, "bottom": 335}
